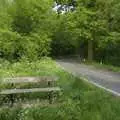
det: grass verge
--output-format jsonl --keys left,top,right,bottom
{"left": 83, "top": 61, "right": 120, "bottom": 72}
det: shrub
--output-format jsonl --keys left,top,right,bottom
{"left": 19, "top": 33, "right": 52, "bottom": 61}
{"left": 0, "top": 29, "right": 52, "bottom": 61}
{"left": 0, "top": 29, "right": 21, "bottom": 61}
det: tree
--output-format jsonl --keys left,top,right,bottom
{"left": 0, "top": 0, "right": 56, "bottom": 61}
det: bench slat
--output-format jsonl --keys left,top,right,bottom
{"left": 3, "top": 76, "right": 58, "bottom": 84}
{"left": 0, "top": 87, "right": 61, "bottom": 95}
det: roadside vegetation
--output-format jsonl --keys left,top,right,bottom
{"left": 0, "top": 58, "right": 120, "bottom": 120}
{"left": 83, "top": 61, "right": 120, "bottom": 72}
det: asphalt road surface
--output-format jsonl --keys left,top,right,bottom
{"left": 57, "top": 59, "right": 120, "bottom": 96}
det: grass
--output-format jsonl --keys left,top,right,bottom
{"left": 0, "top": 57, "right": 120, "bottom": 120}
{"left": 83, "top": 61, "right": 120, "bottom": 72}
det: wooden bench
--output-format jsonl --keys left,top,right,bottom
{"left": 0, "top": 76, "right": 61, "bottom": 106}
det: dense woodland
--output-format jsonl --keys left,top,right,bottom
{"left": 0, "top": 0, "right": 120, "bottom": 66}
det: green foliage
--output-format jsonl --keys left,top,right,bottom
{"left": 52, "top": 13, "right": 78, "bottom": 56}
{"left": 84, "top": 61, "right": 120, "bottom": 72}
{"left": 0, "top": 30, "right": 51, "bottom": 61}
{"left": 0, "top": 0, "right": 54, "bottom": 61}
{"left": 53, "top": 0, "right": 120, "bottom": 65}
{"left": 96, "top": 32, "right": 120, "bottom": 66}
{"left": 0, "top": 0, "right": 120, "bottom": 65}
{"left": 22, "top": 33, "right": 52, "bottom": 60}
{"left": 0, "top": 29, "right": 21, "bottom": 60}
{"left": 10, "top": 0, "right": 53, "bottom": 35}
{"left": 0, "top": 12, "right": 12, "bottom": 30}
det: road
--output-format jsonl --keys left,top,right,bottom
{"left": 57, "top": 59, "right": 120, "bottom": 96}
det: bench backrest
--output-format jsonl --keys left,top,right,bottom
{"left": 2, "top": 76, "right": 58, "bottom": 84}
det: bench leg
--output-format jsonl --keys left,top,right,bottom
{"left": 0, "top": 95, "right": 12, "bottom": 106}
{"left": 48, "top": 81, "right": 54, "bottom": 104}
{"left": 48, "top": 91, "right": 54, "bottom": 104}
{"left": 0, "top": 95, "right": 5, "bottom": 106}
{"left": 9, "top": 94, "right": 15, "bottom": 107}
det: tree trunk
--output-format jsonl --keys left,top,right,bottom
{"left": 88, "top": 40, "right": 93, "bottom": 62}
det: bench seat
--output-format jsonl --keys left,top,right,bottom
{"left": 0, "top": 87, "right": 61, "bottom": 95}
{"left": 3, "top": 76, "right": 58, "bottom": 84}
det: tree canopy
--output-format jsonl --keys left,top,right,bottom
{"left": 0, "top": 0, "right": 120, "bottom": 66}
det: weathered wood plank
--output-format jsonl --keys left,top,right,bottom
{"left": 0, "top": 87, "right": 61, "bottom": 95}
{"left": 3, "top": 76, "right": 58, "bottom": 84}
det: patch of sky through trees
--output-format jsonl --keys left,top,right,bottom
{"left": 53, "top": 0, "right": 77, "bottom": 14}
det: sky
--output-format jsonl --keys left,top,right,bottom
{"left": 53, "top": 2, "right": 74, "bottom": 14}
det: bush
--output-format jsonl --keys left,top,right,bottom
{"left": 20, "top": 33, "right": 52, "bottom": 61}
{"left": 95, "top": 32, "right": 120, "bottom": 66}
{"left": 29, "top": 33, "right": 52, "bottom": 58}
{"left": 0, "top": 0, "right": 53, "bottom": 61}
{"left": 0, "top": 29, "right": 21, "bottom": 60}
{"left": 0, "top": 29, "right": 52, "bottom": 61}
